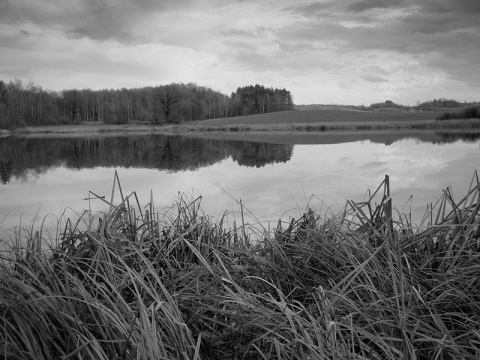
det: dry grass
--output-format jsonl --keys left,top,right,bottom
{"left": 1, "top": 171, "right": 480, "bottom": 359}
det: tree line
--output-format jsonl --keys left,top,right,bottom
{"left": 0, "top": 79, "right": 294, "bottom": 129}
{"left": 343, "top": 98, "right": 480, "bottom": 113}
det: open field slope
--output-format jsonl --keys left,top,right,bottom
{"left": 198, "top": 108, "right": 441, "bottom": 126}
{"left": 1, "top": 174, "right": 480, "bottom": 359}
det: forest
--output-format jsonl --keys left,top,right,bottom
{"left": 0, "top": 80, "right": 294, "bottom": 129}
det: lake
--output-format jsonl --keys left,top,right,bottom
{"left": 1, "top": 130, "right": 480, "bottom": 240}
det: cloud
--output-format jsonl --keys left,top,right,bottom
{"left": 281, "top": 0, "right": 480, "bottom": 88}
{"left": 0, "top": 0, "right": 196, "bottom": 43}
{"left": 283, "top": 1, "right": 333, "bottom": 18}
{"left": 0, "top": 0, "right": 479, "bottom": 105}
{"left": 420, "top": 0, "right": 480, "bottom": 14}
{"left": 348, "top": 0, "right": 405, "bottom": 13}
{"left": 362, "top": 74, "right": 389, "bottom": 83}
{"left": 360, "top": 161, "right": 388, "bottom": 169}
{"left": 224, "top": 41, "right": 257, "bottom": 52}
{"left": 220, "top": 27, "right": 269, "bottom": 38}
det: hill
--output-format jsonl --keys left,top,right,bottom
{"left": 198, "top": 107, "right": 441, "bottom": 127}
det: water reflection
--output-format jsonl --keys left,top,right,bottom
{"left": 192, "top": 130, "right": 480, "bottom": 147}
{"left": 0, "top": 131, "right": 479, "bottom": 235}
{"left": 0, "top": 135, "right": 294, "bottom": 184}
{"left": 2, "top": 131, "right": 480, "bottom": 185}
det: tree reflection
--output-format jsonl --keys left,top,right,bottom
{"left": 0, "top": 160, "right": 13, "bottom": 184}
{"left": 0, "top": 135, "right": 294, "bottom": 184}
{"left": 231, "top": 142, "right": 292, "bottom": 167}
{"left": 2, "top": 131, "right": 479, "bottom": 185}
{"left": 157, "top": 138, "right": 181, "bottom": 170}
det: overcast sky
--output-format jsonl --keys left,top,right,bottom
{"left": 1, "top": 0, "right": 479, "bottom": 105}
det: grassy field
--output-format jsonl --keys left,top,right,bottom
{"left": 194, "top": 108, "right": 480, "bottom": 132}
{"left": 199, "top": 107, "right": 440, "bottom": 126}
{"left": 1, "top": 173, "right": 480, "bottom": 359}
{"left": 6, "top": 107, "right": 480, "bottom": 135}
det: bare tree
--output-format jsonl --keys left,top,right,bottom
{"left": 154, "top": 85, "right": 180, "bottom": 123}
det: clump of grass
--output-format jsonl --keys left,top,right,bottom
{"left": 1, "top": 171, "right": 480, "bottom": 359}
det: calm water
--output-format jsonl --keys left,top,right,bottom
{"left": 1, "top": 131, "right": 480, "bottom": 237}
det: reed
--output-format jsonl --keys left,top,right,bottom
{"left": 1, "top": 172, "right": 479, "bottom": 359}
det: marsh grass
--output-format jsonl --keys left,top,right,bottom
{"left": 1, "top": 171, "right": 480, "bottom": 359}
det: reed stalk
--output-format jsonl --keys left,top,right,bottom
{"left": 1, "top": 173, "right": 479, "bottom": 359}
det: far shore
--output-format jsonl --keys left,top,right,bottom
{"left": 2, "top": 108, "right": 479, "bottom": 136}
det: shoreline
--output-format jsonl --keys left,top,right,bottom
{"left": 2, "top": 118, "right": 480, "bottom": 137}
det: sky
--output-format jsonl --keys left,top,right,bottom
{"left": 0, "top": 0, "right": 479, "bottom": 105}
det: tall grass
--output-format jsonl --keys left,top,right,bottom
{"left": 1, "top": 171, "right": 480, "bottom": 359}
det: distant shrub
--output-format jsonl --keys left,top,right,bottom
{"left": 42, "top": 115, "right": 70, "bottom": 126}
{"left": 461, "top": 106, "right": 479, "bottom": 119}
{"left": 0, "top": 111, "right": 26, "bottom": 129}
{"left": 436, "top": 106, "right": 479, "bottom": 120}
{"left": 436, "top": 112, "right": 456, "bottom": 120}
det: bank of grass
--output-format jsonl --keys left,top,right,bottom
{"left": 1, "top": 172, "right": 480, "bottom": 359}
{"left": 192, "top": 118, "right": 480, "bottom": 133}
